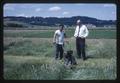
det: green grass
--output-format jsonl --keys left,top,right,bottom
{"left": 4, "top": 37, "right": 116, "bottom": 80}
{"left": 88, "top": 29, "right": 116, "bottom": 39}
{"left": 4, "top": 29, "right": 116, "bottom": 39}
{"left": 4, "top": 30, "right": 54, "bottom": 38}
{"left": 4, "top": 55, "right": 116, "bottom": 80}
{"left": 4, "top": 40, "right": 54, "bottom": 56}
{"left": 4, "top": 56, "right": 68, "bottom": 80}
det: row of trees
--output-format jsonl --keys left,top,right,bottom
{"left": 4, "top": 16, "right": 116, "bottom": 27}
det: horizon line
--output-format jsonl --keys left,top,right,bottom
{"left": 4, "top": 15, "right": 116, "bottom": 21}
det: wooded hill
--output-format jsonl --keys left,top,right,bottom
{"left": 4, "top": 16, "right": 116, "bottom": 27}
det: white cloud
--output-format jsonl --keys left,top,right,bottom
{"left": 49, "top": 6, "right": 61, "bottom": 11}
{"left": 16, "top": 13, "right": 26, "bottom": 17}
{"left": 35, "top": 8, "right": 42, "bottom": 12}
{"left": 103, "top": 4, "right": 115, "bottom": 7}
{"left": 62, "top": 12, "right": 69, "bottom": 15}
{"left": 4, "top": 4, "right": 14, "bottom": 10}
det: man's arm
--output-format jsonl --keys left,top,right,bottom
{"left": 84, "top": 26, "right": 89, "bottom": 38}
{"left": 53, "top": 31, "right": 57, "bottom": 44}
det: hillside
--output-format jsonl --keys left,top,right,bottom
{"left": 4, "top": 16, "right": 116, "bottom": 27}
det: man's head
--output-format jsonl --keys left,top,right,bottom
{"left": 67, "top": 50, "right": 73, "bottom": 55}
{"left": 64, "top": 50, "right": 73, "bottom": 59}
{"left": 76, "top": 19, "right": 81, "bottom": 25}
{"left": 59, "top": 24, "right": 64, "bottom": 31}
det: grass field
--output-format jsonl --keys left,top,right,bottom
{"left": 4, "top": 29, "right": 116, "bottom": 39}
{"left": 3, "top": 28, "right": 116, "bottom": 80}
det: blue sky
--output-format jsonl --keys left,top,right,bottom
{"left": 4, "top": 3, "right": 116, "bottom": 20}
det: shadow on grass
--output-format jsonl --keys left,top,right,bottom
{"left": 86, "top": 56, "right": 95, "bottom": 59}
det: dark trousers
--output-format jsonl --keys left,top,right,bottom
{"left": 76, "top": 37, "right": 86, "bottom": 59}
{"left": 55, "top": 44, "right": 64, "bottom": 59}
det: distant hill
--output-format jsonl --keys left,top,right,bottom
{"left": 4, "top": 16, "right": 116, "bottom": 27}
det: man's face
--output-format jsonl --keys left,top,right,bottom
{"left": 59, "top": 26, "right": 64, "bottom": 31}
{"left": 77, "top": 22, "right": 80, "bottom": 25}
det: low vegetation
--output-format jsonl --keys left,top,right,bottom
{"left": 4, "top": 37, "right": 116, "bottom": 80}
{"left": 4, "top": 29, "right": 116, "bottom": 39}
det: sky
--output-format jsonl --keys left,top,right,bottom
{"left": 3, "top": 3, "right": 116, "bottom": 20}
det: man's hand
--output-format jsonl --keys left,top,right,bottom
{"left": 53, "top": 41, "right": 56, "bottom": 45}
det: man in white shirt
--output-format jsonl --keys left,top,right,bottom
{"left": 53, "top": 24, "right": 67, "bottom": 60}
{"left": 74, "top": 19, "right": 89, "bottom": 60}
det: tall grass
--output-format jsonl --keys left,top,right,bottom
{"left": 4, "top": 40, "right": 54, "bottom": 57}
{"left": 4, "top": 38, "right": 116, "bottom": 80}
{"left": 86, "top": 39, "right": 116, "bottom": 58}
{"left": 4, "top": 56, "right": 69, "bottom": 80}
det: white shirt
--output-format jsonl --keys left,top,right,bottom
{"left": 53, "top": 30, "right": 65, "bottom": 45}
{"left": 74, "top": 25, "right": 89, "bottom": 38}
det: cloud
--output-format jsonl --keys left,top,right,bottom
{"left": 4, "top": 4, "right": 15, "bottom": 11}
{"left": 16, "top": 13, "right": 26, "bottom": 17}
{"left": 16, "top": 13, "right": 29, "bottom": 17}
{"left": 49, "top": 6, "right": 61, "bottom": 11}
{"left": 103, "top": 4, "right": 115, "bottom": 7}
{"left": 35, "top": 8, "right": 42, "bottom": 12}
{"left": 62, "top": 12, "right": 69, "bottom": 15}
